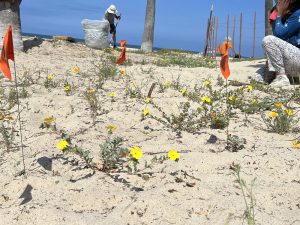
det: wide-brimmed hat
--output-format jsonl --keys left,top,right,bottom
{"left": 107, "top": 5, "right": 117, "bottom": 14}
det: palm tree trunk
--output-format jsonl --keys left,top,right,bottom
{"left": 141, "top": 0, "right": 156, "bottom": 53}
{"left": 0, "top": 0, "right": 23, "bottom": 51}
{"left": 265, "top": 0, "right": 274, "bottom": 36}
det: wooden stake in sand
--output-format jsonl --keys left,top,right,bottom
{"left": 203, "top": 4, "right": 214, "bottom": 57}
{"left": 232, "top": 15, "right": 236, "bottom": 57}
{"left": 13, "top": 62, "right": 26, "bottom": 175}
{"left": 239, "top": 13, "right": 243, "bottom": 59}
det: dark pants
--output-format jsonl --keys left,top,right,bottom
{"left": 110, "top": 24, "right": 116, "bottom": 34}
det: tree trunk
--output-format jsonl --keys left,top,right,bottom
{"left": 0, "top": 0, "right": 23, "bottom": 51}
{"left": 265, "top": 0, "right": 274, "bottom": 36}
{"left": 141, "top": 0, "right": 156, "bottom": 53}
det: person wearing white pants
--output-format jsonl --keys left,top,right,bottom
{"left": 262, "top": 35, "right": 300, "bottom": 86}
{"left": 252, "top": 0, "right": 300, "bottom": 87}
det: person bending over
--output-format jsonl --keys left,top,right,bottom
{"left": 105, "top": 4, "right": 121, "bottom": 48}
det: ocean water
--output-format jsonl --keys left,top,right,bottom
{"left": 22, "top": 32, "right": 261, "bottom": 59}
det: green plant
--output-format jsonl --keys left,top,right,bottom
{"left": 211, "top": 112, "right": 229, "bottom": 129}
{"left": 100, "top": 135, "right": 128, "bottom": 172}
{"left": 84, "top": 88, "right": 102, "bottom": 123}
{"left": 58, "top": 132, "right": 95, "bottom": 169}
{"left": 0, "top": 121, "right": 14, "bottom": 152}
{"left": 94, "top": 63, "right": 117, "bottom": 89}
{"left": 226, "top": 135, "right": 246, "bottom": 152}
{"left": 217, "top": 75, "right": 225, "bottom": 86}
{"left": 153, "top": 53, "right": 217, "bottom": 68}
{"left": 125, "top": 80, "right": 143, "bottom": 99}
{"left": 149, "top": 101, "right": 207, "bottom": 136}
{"left": 8, "top": 88, "right": 18, "bottom": 109}
{"left": 39, "top": 116, "right": 57, "bottom": 131}
{"left": 230, "top": 164, "right": 256, "bottom": 225}
{"left": 262, "top": 104, "right": 298, "bottom": 134}
{"left": 63, "top": 81, "right": 72, "bottom": 96}
{"left": 44, "top": 76, "right": 57, "bottom": 89}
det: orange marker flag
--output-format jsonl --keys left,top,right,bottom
{"left": 217, "top": 44, "right": 221, "bottom": 54}
{"left": 220, "top": 45, "right": 230, "bottom": 80}
{"left": 116, "top": 40, "right": 126, "bottom": 65}
{"left": 0, "top": 25, "right": 14, "bottom": 80}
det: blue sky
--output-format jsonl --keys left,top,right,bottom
{"left": 21, "top": 0, "right": 266, "bottom": 57}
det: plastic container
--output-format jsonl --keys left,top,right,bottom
{"left": 81, "top": 19, "right": 109, "bottom": 49}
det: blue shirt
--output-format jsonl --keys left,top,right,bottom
{"left": 272, "top": 9, "right": 300, "bottom": 48}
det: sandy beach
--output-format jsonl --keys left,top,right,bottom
{"left": 0, "top": 36, "right": 299, "bottom": 225}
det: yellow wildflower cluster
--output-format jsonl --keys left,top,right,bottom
{"left": 146, "top": 97, "right": 152, "bottom": 103}
{"left": 119, "top": 69, "right": 126, "bottom": 76}
{"left": 275, "top": 103, "right": 283, "bottom": 109}
{"left": 180, "top": 89, "right": 188, "bottom": 96}
{"left": 246, "top": 85, "right": 253, "bottom": 91}
{"left": 47, "top": 75, "right": 54, "bottom": 80}
{"left": 269, "top": 111, "right": 278, "bottom": 118}
{"left": 201, "top": 96, "right": 212, "bottom": 104}
{"left": 109, "top": 92, "right": 116, "bottom": 97}
{"left": 105, "top": 124, "right": 117, "bottom": 133}
{"left": 163, "top": 80, "right": 171, "bottom": 87}
{"left": 43, "top": 116, "right": 55, "bottom": 124}
{"left": 204, "top": 80, "right": 211, "bottom": 87}
{"left": 285, "top": 109, "right": 294, "bottom": 116}
{"left": 292, "top": 140, "right": 299, "bottom": 149}
{"left": 250, "top": 99, "right": 257, "bottom": 104}
{"left": 64, "top": 85, "right": 71, "bottom": 91}
{"left": 57, "top": 140, "right": 69, "bottom": 150}
{"left": 143, "top": 108, "right": 149, "bottom": 116}
{"left": 167, "top": 149, "right": 180, "bottom": 161}
{"left": 270, "top": 103, "right": 294, "bottom": 117}
{"left": 87, "top": 88, "right": 95, "bottom": 94}
{"left": 72, "top": 66, "right": 79, "bottom": 74}
{"left": 130, "top": 147, "right": 143, "bottom": 160}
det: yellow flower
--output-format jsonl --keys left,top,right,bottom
{"left": 87, "top": 88, "right": 94, "bottom": 94}
{"left": 168, "top": 149, "right": 180, "bottom": 161}
{"left": 163, "top": 80, "right": 171, "bottom": 87}
{"left": 228, "top": 96, "right": 234, "bottom": 101}
{"left": 105, "top": 124, "right": 117, "bottom": 133}
{"left": 72, "top": 66, "right": 79, "bottom": 74}
{"left": 285, "top": 109, "right": 294, "bottom": 116}
{"left": 119, "top": 69, "right": 126, "bottom": 76}
{"left": 47, "top": 75, "right": 54, "bottom": 80}
{"left": 201, "top": 96, "right": 212, "bottom": 104}
{"left": 247, "top": 85, "right": 253, "bottom": 91}
{"left": 43, "top": 116, "right": 55, "bottom": 124}
{"left": 251, "top": 99, "right": 257, "bottom": 104}
{"left": 275, "top": 103, "right": 283, "bottom": 109}
{"left": 109, "top": 91, "right": 116, "bottom": 97}
{"left": 64, "top": 85, "right": 70, "bottom": 91}
{"left": 269, "top": 111, "right": 279, "bottom": 118}
{"left": 143, "top": 108, "right": 149, "bottom": 116}
{"left": 146, "top": 97, "right": 151, "bottom": 103}
{"left": 204, "top": 80, "right": 211, "bottom": 87}
{"left": 57, "top": 140, "right": 69, "bottom": 150}
{"left": 130, "top": 147, "right": 143, "bottom": 160}
{"left": 292, "top": 140, "right": 299, "bottom": 149}
{"left": 180, "top": 89, "right": 188, "bottom": 95}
